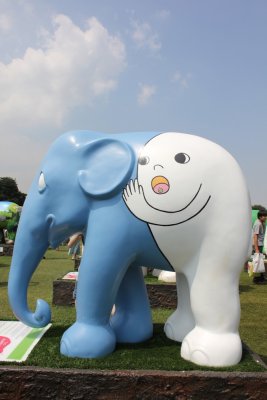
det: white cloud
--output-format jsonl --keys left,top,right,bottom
{"left": 155, "top": 10, "right": 170, "bottom": 21}
{"left": 0, "top": 13, "right": 12, "bottom": 32}
{"left": 138, "top": 84, "right": 156, "bottom": 106}
{"left": 173, "top": 70, "right": 191, "bottom": 88}
{"left": 131, "top": 20, "right": 161, "bottom": 52}
{"left": 0, "top": 14, "right": 126, "bottom": 132}
{"left": 0, "top": 14, "right": 126, "bottom": 192}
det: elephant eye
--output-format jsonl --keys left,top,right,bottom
{"left": 38, "top": 172, "right": 47, "bottom": 192}
{"left": 138, "top": 156, "right": 150, "bottom": 165}
{"left": 174, "top": 153, "right": 190, "bottom": 164}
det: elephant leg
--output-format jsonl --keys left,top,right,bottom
{"left": 60, "top": 207, "right": 135, "bottom": 358}
{"left": 110, "top": 266, "right": 153, "bottom": 343}
{"left": 61, "top": 255, "right": 130, "bottom": 358}
{"left": 180, "top": 257, "right": 242, "bottom": 367}
{"left": 164, "top": 273, "right": 195, "bottom": 342}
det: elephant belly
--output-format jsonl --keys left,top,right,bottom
{"left": 149, "top": 224, "right": 202, "bottom": 272}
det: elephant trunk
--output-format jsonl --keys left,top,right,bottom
{"left": 8, "top": 213, "right": 51, "bottom": 328}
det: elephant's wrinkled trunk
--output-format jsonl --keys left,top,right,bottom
{"left": 8, "top": 217, "right": 51, "bottom": 328}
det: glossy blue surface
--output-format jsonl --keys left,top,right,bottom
{"left": 8, "top": 130, "right": 172, "bottom": 358}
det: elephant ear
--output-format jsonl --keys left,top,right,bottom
{"left": 78, "top": 138, "right": 134, "bottom": 198}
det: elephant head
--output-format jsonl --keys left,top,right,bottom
{"left": 123, "top": 132, "right": 250, "bottom": 227}
{"left": 8, "top": 131, "right": 135, "bottom": 328}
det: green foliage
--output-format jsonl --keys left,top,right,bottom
{"left": 0, "top": 177, "right": 26, "bottom": 206}
{"left": 0, "top": 249, "right": 266, "bottom": 371}
{"left": 0, "top": 203, "right": 21, "bottom": 240}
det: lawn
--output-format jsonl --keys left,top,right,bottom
{"left": 0, "top": 248, "right": 266, "bottom": 371}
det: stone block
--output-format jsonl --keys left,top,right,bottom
{"left": 53, "top": 279, "right": 177, "bottom": 308}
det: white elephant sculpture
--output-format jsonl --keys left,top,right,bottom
{"left": 158, "top": 271, "right": 176, "bottom": 283}
{"left": 123, "top": 132, "right": 251, "bottom": 367}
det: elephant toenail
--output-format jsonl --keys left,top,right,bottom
{"left": 164, "top": 323, "right": 174, "bottom": 340}
{"left": 60, "top": 339, "right": 71, "bottom": 356}
{"left": 191, "top": 350, "right": 209, "bottom": 366}
{"left": 181, "top": 340, "right": 191, "bottom": 360}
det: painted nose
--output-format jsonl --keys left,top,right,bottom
{"left": 151, "top": 176, "right": 170, "bottom": 194}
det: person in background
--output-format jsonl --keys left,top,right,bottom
{"left": 68, "top": 233, "right": 84, "bottom": 305}
{"left": 252, "top": 210, "right": 267, "bottom": 284}
{"left": 67, "top": 233, "right": 83, "bottom": 260}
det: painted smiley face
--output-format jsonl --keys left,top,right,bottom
{"left": 137, "top": 132, "right": 211, "bottom": 215}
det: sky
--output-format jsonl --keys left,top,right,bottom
{"left": 0, "top": 0, "right": 266, "bottom": 206}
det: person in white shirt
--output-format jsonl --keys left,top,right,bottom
{"left": 252, "top": 210, "right": 267, "bottom": 283}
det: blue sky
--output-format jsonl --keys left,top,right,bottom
{"left": 0, "top": 0, "right": 266, "bottom": 206}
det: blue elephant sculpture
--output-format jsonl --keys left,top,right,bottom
{"left": 8, "top": 130, "right": 251, "bottom": 367}
{"left": 8, "top": 131, "right": 172, "bottom": 358}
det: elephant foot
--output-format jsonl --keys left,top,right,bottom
{"left": 60, "top": 322, "right": 116, "bottom": 358}
{"left": 181, "top": 326, "right": 242, "bottom": 367}
{"left": 110, "top": 310, "right": 153, "bottom": 343}
{"left": 164, "top": 308, "right": 195, "bottom": 342}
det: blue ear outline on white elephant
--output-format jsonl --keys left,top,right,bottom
{"left": 78, "top": 138, "right": 135, "bottom": 198}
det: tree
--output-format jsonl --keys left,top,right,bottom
{"left": 252, "top": 204, "right": 266, "bottom": 211}
{"left": 0, "top": 177, "right": 26, "bottom": 206}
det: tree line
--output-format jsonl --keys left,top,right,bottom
{"left": 0, "top": 177, "right": 26, "bottom": 206}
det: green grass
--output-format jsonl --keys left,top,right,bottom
{"left": 0, "top": 248, "right": 266, "bottom": 371}
{"left": 239, "top": 272, "right": 267, "bottom": 365}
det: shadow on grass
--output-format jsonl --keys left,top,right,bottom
{"left": 0, "top": 281, "right": 39, "bottom": 287}
{"left": 0, "top": 281, "right": 40, "bottom": 287}
{"left": 239, "top": 284, "right": 256, "bottom": 293}
{"left": 44, "top": 256, "right": 71, "bottom": 260}
{"left": 0, "top": 262, "right": 10, "bottom": 268}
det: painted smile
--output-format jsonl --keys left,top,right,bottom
{"left": 143, "top": 183, "right": 211, "bottom": 225}
{"left": 151, "top": 176, "right": 170, "bottom": 194}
